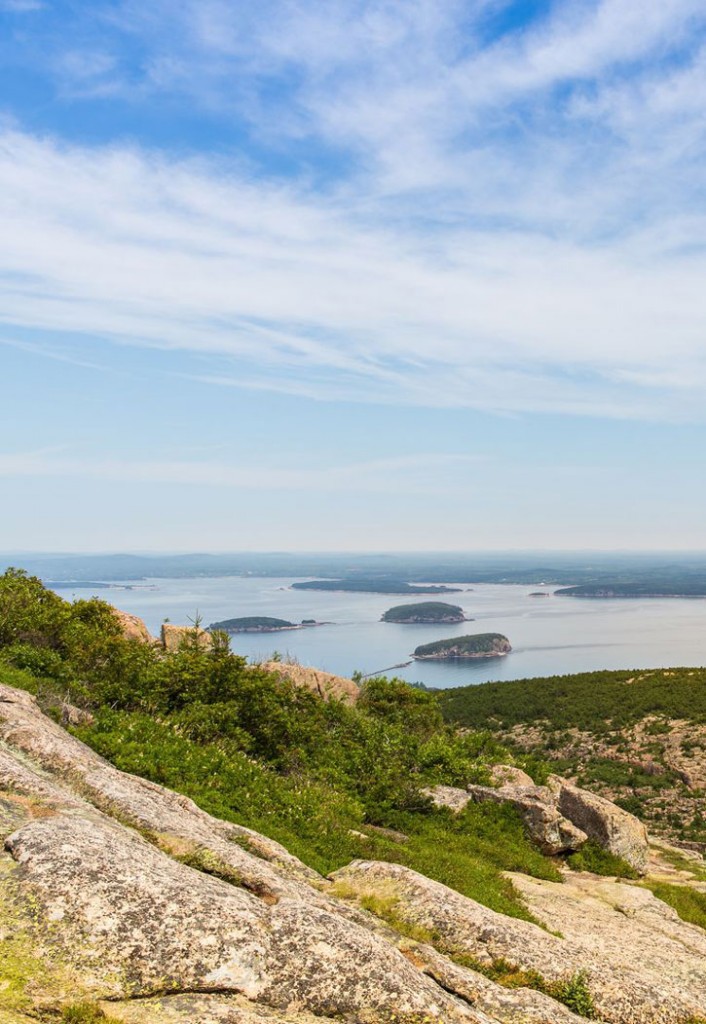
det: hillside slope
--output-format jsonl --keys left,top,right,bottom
{"left": 2, "top": 570, "right": 706, "bottom": 1023}
{"left": 2, "top": 682, "right": 706, "bottom": 1024}
{"left": 439, "top": 669, "right": 706, "bottom": 849}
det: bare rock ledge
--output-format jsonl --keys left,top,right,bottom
{"left": 1, "top": 686, "right": 704, "bottom": 1024}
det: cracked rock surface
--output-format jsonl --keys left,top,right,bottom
{"left": 1, "top": 684, "right": 705, "bottom": 1024}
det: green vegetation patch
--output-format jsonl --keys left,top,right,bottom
{"left": 414, "top": 633, "right": 510, "bottom": 659}
{"left": 0, "top": 569, "right": 560, "bottom": 923}
{"left": 381, "top": 602, "right": 466, "bottom": 623}
{"left": 566, "top": 840, "right": 639, "bottom": 879}
{"left": 60, "top": 1005, "right": 120, "bottom": 1024}
{"left": 645, "top": 882, "right": 706, "bottom": 932}
{"left": 439, "top": 667, "right": 706, "bottom": 732}
{"left": 452, "top": 955, "right": 597, "bottom": 1018}
{"left": 206, "top": 616, "right": 295, "bottom": 631}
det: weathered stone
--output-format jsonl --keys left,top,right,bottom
{"left": 59, "top": 701, "right": 94, "bottom": 727}
{"left": 161, "top": 622, "right": 213, "bottom": 652}
{"left": 422, "top": 784, "right": 472, "bottom": 813}
{"left": 550, "top": 776, "right": 649, "bottom": 873}
{"left": 0, "top": 685, "right": 316, "bottom": 900}
{"left": 259, "top": 661, "right": 359, "bottom": 704}
{"left": 112, "top": 609, "right": 157, "bottom": 645}
{"left": 0, "top": 686, "right": 488, "bottom": 1023}
{"left": 332, "top": 858, "right": 706, "bottom": 1023}
{"left": 466, "top": 783, "right": 587, "bottom": 855}
{"left": 100, "top": 993, "right": 344, "bottom": 1023}
{"left": 489, "top": 764, "right": 535, "bottom": 788}
{"left": 408, "top": 943, "right": 587, "bottom": 1024}
{"left": 3, "top": 681, "right": 706, "bottom": 1024}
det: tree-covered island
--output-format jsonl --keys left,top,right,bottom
{"left": 413, "top": 632, "right": 512, "bottom": 659}
{"left": 207, "top": 616, "right": 322, "bottom": 633}
{"left": 382, "top": 601, "right": 468, "bottom": 623}
{"left": 291, "top": 579, "right": 461, "bottom": 594}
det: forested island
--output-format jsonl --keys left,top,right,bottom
{"left": 292, "top": 579, "right": 461, "bottom": 594}
{"left": 207, "top": 616, "right": 323, "bottom": 633}
{"left": 382, "top": 601, "right": 468, "bottom": 623}
{"left": 413, "top": 632, "right": 511, "bottom": 659}
{"left": 556, "top": 584, "right": 706, "bottom": 598}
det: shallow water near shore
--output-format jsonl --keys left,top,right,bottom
{"left": 53, "top": 576, "right": 706, "bottom": 687}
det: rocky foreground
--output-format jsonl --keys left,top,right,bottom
{"left": 2, "top": 683, "right": 706, "bottom": 1024}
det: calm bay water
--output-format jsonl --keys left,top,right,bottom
{"left": 55, "top": 577, "right": 706, "bottom": 688}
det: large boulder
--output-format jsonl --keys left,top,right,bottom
{"left": 489, "top": 764, "right": 535, "bottom": 788}
{"left": 466, "top": 783, "right": 587, "bottom": 855}
{"left": 161, "top": 622, "right": 213, "bottom": 652}
{"left": 333, "top": 859, "right": 706, "bottom": 1023}
{"left": 421, "top": 784, "right": 473, "bottom": 814}
{"left": 259, "top": 661, "right": 359, "bottom": 704}
{"left": 112, "top": 608, "right": 157, "bottom": 644}
{"left": 549, "top": 776, "right": 649, "bottom": 874}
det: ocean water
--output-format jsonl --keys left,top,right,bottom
{"left": 51, "top": 576, "right": 706, "bottom": 688}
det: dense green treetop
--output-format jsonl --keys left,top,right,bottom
{"left": 414, "top": 633, "right": 511, "bottom": 658}
{"left": 438, "top": 667, "right": 706, "bottom": 732}
{"left": 381, "top": 602, "right": 466, "bottom": 622}
{"left": 207, "top": 616, "right": 295, "bottom": 631}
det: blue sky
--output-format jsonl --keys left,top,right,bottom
{"left": 2, "top": 0, "right": 706, "bottom": 551}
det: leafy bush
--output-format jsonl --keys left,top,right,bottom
{"left": 566, "top": 840, "right": 639, "bottom": 879}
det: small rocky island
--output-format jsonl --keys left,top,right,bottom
{"left": 413, "top": 632, "right": 511, "bottom": 660}
{"left": 382, "top": 601, "right": 469, "bottom": 623}
{"left": 207, "top": 616, "right": 323, "bottom": 633}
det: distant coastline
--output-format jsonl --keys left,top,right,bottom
{"left": 292, "top": 579, "right": 461, "bottom": 595}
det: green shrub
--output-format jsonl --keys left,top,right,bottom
{"left": 566, "top": 841, "right": 639, "bottom": 879}
{"left": 61, "top": 1003, "right": 119, "bottom": 1023}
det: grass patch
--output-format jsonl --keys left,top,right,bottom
{"left": 451, "top": 955, "right": 597, "bottom": 1018}
{"left": 60, "top": 1005, "right": 120, "bottom": 1024}
{"left": 645, "top": 882, "right": 706, "bottom": 931}
{"left": 654, "top": 846, "right": 706, "bottom": 882}
{"left": 566, "top": 840, "right": 639, "bottom": 879}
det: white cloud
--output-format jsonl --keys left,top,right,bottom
{"left": 3, "top": 2, "right": 706, "bottom": 420}
{"left": 2, "top": 124, "right": 706, "bottom": 420}
{"left": 0, "top": 448, "right": 484, "bottom": 493}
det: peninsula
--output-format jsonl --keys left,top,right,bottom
{"left": 382, "top": 601, "right": 468, "bottom": 623}
{"left": 555, "top": 584, "right": 706, "bottom": 598}
{"left": 413, "top": 632, "right": 512, "bottom": 660}
{"left": 292, "top": 579, "right": 461, "bottom": 594}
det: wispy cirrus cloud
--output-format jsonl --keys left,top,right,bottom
{"left": 2, "top": 2, "right": 706, "bottom": 420}
{"left": 0, "top": 448, "right": 485, "bottom": 493}
{"left": 1, "top": 123, "right": 706, "bottom": 420}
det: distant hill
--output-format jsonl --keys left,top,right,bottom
{"left": 413, "top": 632, "right": 511, "bottom": 659}
{"left": 437, "top": 666, "right": 706, "bottom": 848}
{"left": 382, "top": 601, "right": 467, "bottom": 623}
{"left": 556, "top": 583, "right": 706, "bottom": 598}
{"left": 292, "top": 579, "right": 461, "bottom": 594}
